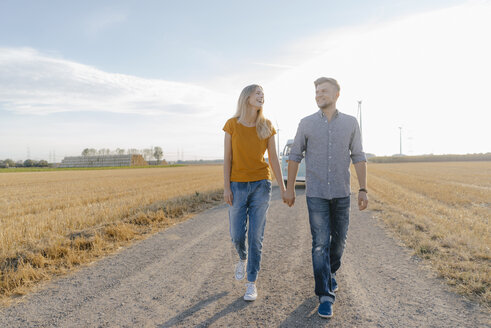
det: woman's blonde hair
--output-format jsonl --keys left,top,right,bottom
{"left": 234, "top": 84, "right": 273, "bottom": 140}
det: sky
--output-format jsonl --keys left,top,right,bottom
{"left": 1, "top": 0, "right": 490, "bottom": 162}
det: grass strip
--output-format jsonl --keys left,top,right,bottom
{"left": 0, "top": 164, "right": 185, "bottom": 173}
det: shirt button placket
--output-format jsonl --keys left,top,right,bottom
{"left": 328, "top": 126, "right": 332, "bottom": 196}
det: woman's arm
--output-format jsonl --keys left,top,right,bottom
{"left": 223, "top": 132, "right": 233, "bottom": 205}
{"left": 267, "top": 135, "right": 286, "bottom": 194}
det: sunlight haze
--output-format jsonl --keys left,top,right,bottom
{"left": 1, "top": 0, "right": 489, "bottom": 161}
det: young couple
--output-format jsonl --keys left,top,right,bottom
{"left": 223, "top": 77, "right": 368, "bottom": 319}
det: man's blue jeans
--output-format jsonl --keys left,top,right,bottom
{"left": 306, "top": 196, "right": 350, "bottom": 303}
{"left": 228, "top": 179, "right": 272, "bottom": 282}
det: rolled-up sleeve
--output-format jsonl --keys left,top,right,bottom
{"left": 349, "top": 120, "right": 366, "bottom": 163}
{"left": 289, "top": 120, "right": 306, "bottom": 163}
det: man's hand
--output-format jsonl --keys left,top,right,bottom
{"left": 283, "top": 188, "right": 296, "bottom": 207}
{"left": 358, "top": 191, "right": 368, "bottom": 210}
{"left": 224, "top": 188, "right": 233, "bottom": 206}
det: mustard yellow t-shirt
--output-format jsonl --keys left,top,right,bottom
{"left": 223, "top": 118, "right": 276, "bottom": 182}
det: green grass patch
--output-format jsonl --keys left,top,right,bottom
{"left": 0, "top": 164, "right": 185, "bottom": 173}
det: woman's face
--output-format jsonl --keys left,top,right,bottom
{"left": 248, "top": 87, "right": 264, "bottom": 109}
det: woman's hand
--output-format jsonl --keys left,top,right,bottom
{"left": 280, "top": 188, "right": 286, "bottom": 204}
{"left": 224, "top": 188, "right": 233, "bottom": 206}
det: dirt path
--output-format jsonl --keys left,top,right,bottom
{"left": 1, "top": 186, "right": 489, "bottom": 327}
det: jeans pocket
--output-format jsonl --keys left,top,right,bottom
{"left": 337, "top": 196, "right": 351, "bottom": 210}
{"left": 264, "top": 180, "right": 272, "bottom": 197}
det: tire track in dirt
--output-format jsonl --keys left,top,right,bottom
{"left": 55, "top": 222, "right": 230, "bottom": 327}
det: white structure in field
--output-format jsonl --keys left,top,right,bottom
{"left": 59, "top": 155, "right": 147, "bottom": 168}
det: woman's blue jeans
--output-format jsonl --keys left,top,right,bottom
{"left": 306, "top": 196, "right": 350, "bottom": 304}
{"left": 228, "top": 179, "right": 272, "bottom": 282}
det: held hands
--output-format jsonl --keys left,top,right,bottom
{"left": 282, "top": 188, "right": 295, "bottom": 207}
{"left": 358, "top": 191, "right": 368, "bottom": 210}
{"left": 224, "top": 188, "right": 233, "bottom": 206}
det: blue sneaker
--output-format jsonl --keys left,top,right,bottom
{"left": 332, "top": 275, "right": 338, "bottom": 292}
{"left": 318, "top": 301, "right": 333, "bottom": 318}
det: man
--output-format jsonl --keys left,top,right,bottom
{"left": 283, "top": 77, "right": 368, "bottom": 318}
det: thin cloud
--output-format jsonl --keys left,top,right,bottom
{"left": 84, "top": 11, "right": 128, "bottom": 36}
{"left": 252, "top": 62, "right": 297, "bottom": 70}
{"left": 0, "top": 48, "right": 228, "bottom": 116}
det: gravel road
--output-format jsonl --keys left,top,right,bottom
{"left": 1, "top": 186, "right": 489, "bottom": 327}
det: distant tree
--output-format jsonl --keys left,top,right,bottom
{"left": 97, "top": 149, "right": 105, "bottom": 155}
{"left": 116, "top": 148, "right": 125, "bottom": 155}
{"left": 15, "top": 160, "right": 24, "bottom": 167}
{"left": 82, "top": 148, "right": 90, "bottom": 156}
{"left": 38, "top": 160, "right": 49, "bottom": 167}
{"left": 153, "top": 146, "right": 163, "bottom": 164}
{"left": 23, "top": 159, "right": 36, "bottom": 167}
{"left": 88, "top": 148, "right": 97, "bottom": 156}
{"left": 128, "top": 148, "right": 139, "bottom": 155}
{"left": 4, "top": 159, "right": 15, "bottom": 167}
{"left": 143, "top": 148, "right": 154, "bottom": 161}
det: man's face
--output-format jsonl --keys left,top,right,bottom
{"left": 248, "top": 87, "right": 264, "bottom": 108}
{"left": 315, "top": 82, "right": 339, "bottom": 109}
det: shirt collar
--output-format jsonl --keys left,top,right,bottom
{"left": 318, "top": 109, "right": 340, "bottom": 118}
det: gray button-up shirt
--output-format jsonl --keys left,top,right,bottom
{"left": 289, "top": 109, "right": 366, "bottom": 199}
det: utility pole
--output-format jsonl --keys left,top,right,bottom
{"left": 399, "top": 127, "right": 403, "bottom": 155}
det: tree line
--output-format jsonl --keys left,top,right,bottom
{"left": 81, "top": 147, "right": 164, "bottom": 163}
{"left": 0, "top": 147, "right": 165, "bottom": 168}
{"left": 0, "top": 159, "right": 49, "bottom": 168}
{"left": 368, "top": 153, "right": 491, "bottom": 163}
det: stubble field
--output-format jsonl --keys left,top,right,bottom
{"left": 0, "top": 165, "right": 223, "bottom": 303}
{"left": 1, "top": 161, "right": 489, "bottom": 308}
{"left": 364, "top": 161, "right": 490, "bottom": 306}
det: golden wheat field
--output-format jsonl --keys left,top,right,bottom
{"left": 1, "top": 162, "right": 490, "bottom": 306}
{"left": 0, "top": 165, "right": 223, "bottom": 302}
{"left": 363, "top": 161, "right": 491, "bottom": 305}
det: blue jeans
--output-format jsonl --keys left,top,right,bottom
{"left": 228, "top": 179, "right": 272, "bottom": 282}
{"left": 306, "top": 196, "right": 350, "bottom": 303}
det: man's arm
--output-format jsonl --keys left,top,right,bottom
{"left": 350, "top": 118, "right": 368, "bottom": 211}
{"left": 354, "top": 161, "right": 368, "bottom": 210}
{"left": 284, "top": 120, "right": 306, "bottom": 207}
{"left": 284, "top": 160, "right": 299, "bottom": 207}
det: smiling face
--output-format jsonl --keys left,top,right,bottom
{"left": 248, "top": 86, "right": 264, "bottom": 109}
{"left": 315, "top": 82, "right": 339, "bottom": 109}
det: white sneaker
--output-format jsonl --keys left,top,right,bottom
{"left": 244, "top": 282, "right": 257, "bottom": 301}
{"left": 235, "top": 260, "right": 246, "bottom": 280}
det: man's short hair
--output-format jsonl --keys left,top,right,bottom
{"left": 314, "top": 77, "right": 340, "bottom": 92}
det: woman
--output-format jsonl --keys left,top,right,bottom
{"left": 223, "top": 84, "right": 286, "bottom": 301}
